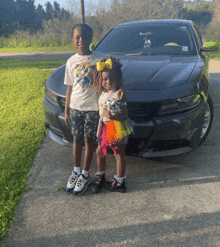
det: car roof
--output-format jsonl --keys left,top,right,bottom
{"left": 115, "top": 19, "right": 193, "bottom": 28}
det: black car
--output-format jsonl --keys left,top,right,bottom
{"left": 44, "top": 19, "right": 218, "bottom": 157}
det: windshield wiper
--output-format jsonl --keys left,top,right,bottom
{"left": 126, "top": 52, "right": 149, "bottom": 56}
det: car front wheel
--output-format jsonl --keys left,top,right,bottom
{"left": 199, "top": 94, "right": 214, "bottom": 145}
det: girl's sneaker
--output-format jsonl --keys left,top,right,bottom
{"left": 73, "top": 174, "right": 91, "bottom": 195}
{"left": 106, "top": 177, "right": 126, "bottom": 193}
{"left": 92, "top": 173, "right": 106, "bottom": 193}
{"left": 66, "top": 172, "right": 79, "bottom": 192}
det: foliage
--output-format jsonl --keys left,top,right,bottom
{"left": 0, "top": 0, "right": 218, "bottom": 49}
{"left": 0, "top": 0, "right": 71, "bottom": 36}
{"left": 0, "top": 59, "right": 66, "bottom": 242}
{"left": 205, "top": 0, "right": 220, "bottom": 41}
{"left": 183, "top": 1, "right": 214, "bottom": 29}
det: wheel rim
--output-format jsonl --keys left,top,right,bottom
{"left": 201, "top": 102, "right": 211, "bottom": 139}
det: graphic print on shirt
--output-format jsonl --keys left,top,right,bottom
{"left": 103, "top": 98, "right": 124, "bottom": 116}
{"left": 75, "top": 62, "right": 95, "bottom": 91}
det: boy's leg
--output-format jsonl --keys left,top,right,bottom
{"left": 66, "top": 109, "right": 84, "bottom": 192}
{"left": 73, "top": 136, "right": 83, "bottom": 168}
{"left": 73, "top": 111, "right": 99, "bottom": 195}
{"left": 83, "top": 137, "right": 96, "bottom": 171}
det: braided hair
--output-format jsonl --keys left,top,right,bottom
{"left": 93, "top": 57, "right": 124, "bottom": 95}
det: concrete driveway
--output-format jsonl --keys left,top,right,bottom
{"left": 2, "top": 58, "right": 220, "bottom": 247}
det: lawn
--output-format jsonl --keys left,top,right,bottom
{"left": 0, "top": 45, "right": 75, "bottom": 53}
{"left": 0, "top": 58, "right": 66, "bottom": 242}
{"left": 209, "top": 49, "right": 220, "bottom": 61}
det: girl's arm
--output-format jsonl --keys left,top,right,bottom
{"left": 103, "top": 89, "right": 128, "bottom": 121}
{"left": 108, "top": 105, "right": 128, "bottom": 121}
{"left": 64, "top": 85, "right": 72, "bottom": 125}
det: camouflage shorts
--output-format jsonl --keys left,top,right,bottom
{"left": 69, "top": 109, "right": 99, "bottom": 139}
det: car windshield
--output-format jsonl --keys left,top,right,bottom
{"left": 95, "top": 24, "right": 195, "bottom": 55}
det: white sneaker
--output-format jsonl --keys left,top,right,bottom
{"left": 73, "top": 174, "right": 91, "bottom": 195}
{"left": 66, "top": 172, "right": 78, "bottom": 192}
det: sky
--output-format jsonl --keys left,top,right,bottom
{"left": 34, "top": 0, "right": 213, "bottom": 12}
{"left": 34, "top": 0, "right": 67, "bottom": 8}
{"left": 34, "top": 0, "right": 212, "bottom": 7}
{"left": 34, "top": 0, "right": 105, "bottom": 10}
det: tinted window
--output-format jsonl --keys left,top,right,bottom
{"left": 192, "top": 24, "right": 203, "bottom": 50}
{"left": 96, "top": 24, "right": 196, "bottom": 55}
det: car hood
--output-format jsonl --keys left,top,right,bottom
{"left": 118, "top": 55, "right": 198, "bottom": 90}
{"left": 46, "top": 53, "right": 198, "bottom": 96}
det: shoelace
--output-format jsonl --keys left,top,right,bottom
{"left": 76, "top": 175, "right": 85, "bottom": 186}
{"left": 69, "top": 172, "right": 77, "bottom": 182}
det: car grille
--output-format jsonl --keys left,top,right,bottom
{"left": 127, "top": 102, "right": 160, "bottom": 123}
{"left": 56, "top": 98, "right": 160, "bottom": 121}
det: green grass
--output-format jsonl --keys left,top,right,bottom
{"left": 0, "top": 58, "right": 66, "bottom": 242}
{"left": 0, "top": 45, "right": 75, "bottom": 53}
{"left": 209, "top": 49, "right": 220, "bottom": 62}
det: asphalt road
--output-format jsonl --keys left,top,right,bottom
{"left": 2, "top": 56, "right": 220, "bottom": 247}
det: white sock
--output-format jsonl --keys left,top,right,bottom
{"left": 74, "top": 167, "right": 81, "bottom": 175}
{"left": 114, "top": 174, "right": 126, "bottom": 184}
{"left": 82, "top": 170, "right": 89, "bottom": 177}
{"left": 96, "top": 171, "right": 105, "bottom": 176}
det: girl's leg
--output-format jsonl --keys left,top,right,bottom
{"left": 114, "top": 144, "right": 126, "bottom": 178}
{"left": 92, "top": 145, "right": 106, "bottom": 193}
{"left": 105, "top": 144, "right": 126, "bottom": 193}
{"left": 96, "top": 144, "right": 106, "bottom": 172}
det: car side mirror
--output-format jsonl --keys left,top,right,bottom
{"left": 201, "top": 42, "right": 219, "bottom": 52}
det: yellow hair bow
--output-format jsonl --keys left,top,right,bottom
{"left": 96, "top": 58, "right": 113, "bottom": 71}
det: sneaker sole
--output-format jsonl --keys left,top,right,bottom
{"left": 105, "top": 185, "right": 126, "bottom": 193}
{"left": 66, "top": 187, "right": 75, "bottom": 192}
{"left": 91, "top": 185, "right": 105, "bottom": 194}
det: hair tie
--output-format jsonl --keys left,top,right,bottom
{"left": 96, "top": 58, "right": 113, "bottom": 71}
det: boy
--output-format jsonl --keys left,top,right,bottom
{"left": 64, "top": 23, "right": 99, "bottom": 195}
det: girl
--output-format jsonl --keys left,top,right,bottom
{"left": 92, "top": 57, "right": 133, "bottom": 193}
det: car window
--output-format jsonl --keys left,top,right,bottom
{"left": 95, "top": 24, "right": 196, "bottom": 55}
{"left": 191, "top": 24, "right": 202, "bottom": 51}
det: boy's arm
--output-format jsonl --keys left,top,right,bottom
{"left": 64, "top": 85, "right": 72, "bottom": 125}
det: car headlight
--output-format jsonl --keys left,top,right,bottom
{"left": 44, "top": 87, "right": 59, "bottom": 107}
{"left": 157, "top": 94, "right": 202, "bottom": 116}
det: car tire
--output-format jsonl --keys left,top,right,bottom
{"left": 199, "top": 94, "right": 214, "bottom": 145}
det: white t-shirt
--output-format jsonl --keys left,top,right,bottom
{"left": 64, "top": 53, "right": 100, "bottom": 111}
{"left": 98, "top": 90, "right": 120, "bottom": 122}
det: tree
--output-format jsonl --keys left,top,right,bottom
{"left": 0, "top": 0, "right": 17, "bottom": 35}
{"left": 45, "top": 1, "right": 53, "bottom": 20}
{"left": 205, "top": 0, "right": 220, "bottom": 40}
{"left": 183, "top": 1, "right": 214, "bottom": 27}
{"left": 36, "top": 4, "right": 47, "bottom": 29}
